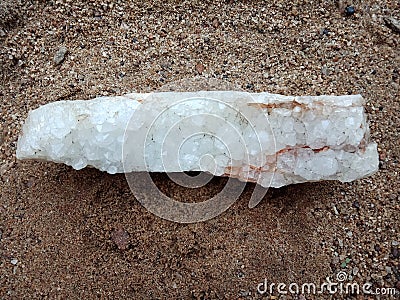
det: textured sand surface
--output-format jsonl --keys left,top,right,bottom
{"left": 1, "top": 0, "right": 399, "bottom": 299}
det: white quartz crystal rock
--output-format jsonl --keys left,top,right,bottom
{"left": 16, "top": 91, "right": 378, "bottom": 188}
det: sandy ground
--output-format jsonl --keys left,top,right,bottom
{"left": 0, "top": 0, "right": 399, "bottom": 299}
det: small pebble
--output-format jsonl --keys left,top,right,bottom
{"left": 332, "top": 205, "right": 339, "bottom": 215}
{"left": 321, "top": 65, "right": 328, "bottom": 76}
{"left": 212, "top": 18, "right": 219, "bottom": 28}
{"left": 345, "top": 6, "right": 355, "bottom": 16}
{"left": 53, "top": 46, "right": 68, "bottom": 65}
{"left": 384, "top": 17, "right": 400, "bottom": 33}
{"left": 391, "top": 247, "right": 399, "bottom": 259}
{"left": 0, "top": 164, "right": 7, "bottom": 176}
{"left": 246, "top": 83, "right": 254, "bottom": 90}
{"left": 371, "top": 273, "right": 380, "bottom": 281}
{"left": 195, "top": 63, "right": 204, "bottom": 74}
{"left": 353, "top": 266, "right": 359, "bottom": 275}
{"left": 111, "top": 227, "right": 130, "bottom": 250}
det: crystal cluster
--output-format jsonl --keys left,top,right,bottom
{"left": 16, "top": 91, "right": 378, "bottom": 187}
